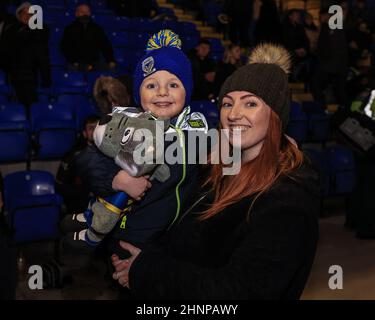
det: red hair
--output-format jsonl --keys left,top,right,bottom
{"left": 200, "top": 111, "right": 303, "bottom": 220}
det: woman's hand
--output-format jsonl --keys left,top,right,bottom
{"left": 112, "top": 170, "right": 152, "bottom": 201}
{"left": 111, "top": 241, "right": 142, "bottom": 288}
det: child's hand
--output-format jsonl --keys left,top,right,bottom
{"left": 112, "top": 170, "right": 152, "bottom": 201}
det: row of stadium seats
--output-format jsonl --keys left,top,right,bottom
{"left": 0, "top": 99, "right": 220, "bottom": 163}
{"left": 0, "top": 101, "right": 99, "bottom": 162}
{"left": 304, "top": 146, "right": 357, "bottom": 196}
{"left": 287, "top": 101, "right": 332, "bottom": 144}
{"left": 2, "top": 143, "right": 357, "bottom": 243}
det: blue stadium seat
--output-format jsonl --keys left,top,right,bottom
{"left": 0, "top": 103, "right": 30, "bottom": 163}
{"left": 287, "top": 101, "right": 309, "bottom": 143}
{"left": 181, "top": 35, "right": 199, "bottom": 52}
{"left": 190, "top": 100, "right": 219, "bottom": 128}
{"left": 202, "top": 2, "right": 223, "bottom": 27}
{"left": 327, "top": 146, "right": 357, "bottom": 195}
{"left": 303, "top": 148, "right": 330, "bottom": 196}
{"left": 3, "top": 170, "right": 62, "bottom": 243}
{"left": 55, "top": 94, "right": 99, "bottom": 129}
{"left": 0, "top": 71, "right": 6, "bottom": 86}
{"left": 109, "top": 31, "right": 132, "bottom": 48}
{"left": 30, "top": 102, "right": 77, "bottom": 159}
{"left": 48, "top": 26, "right": 64, "bottom": 46}
{"left": 52, "top": 71, "right": 87, "bottom": 94}
{"left": 309, "top": 113, "right": 331, "bottom": 142}
{"left": 75, "top": 103, "right": 101, "bottom": 131}
{"left": 49, "top": 47, "right": 66, "bottom": 67}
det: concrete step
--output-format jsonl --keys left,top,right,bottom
{"left": 197, "top": 25, "right": 214, "bottom": 32}
{"left": 175, "top": 13, "right": 195, "bottom": 20}
{"left": 292, "top": 93, "right": 314, "bottom": 102}
{"left": 158, "top": 3, "right": 174, "bottom": 8}
{"left": 201, "top": 31, "right": 223, "bottom": 39}
{"left": 289, "top": 83, "right": 306, "bottom": 92}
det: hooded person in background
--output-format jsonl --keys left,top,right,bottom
{"left": 3, "top": 2, "right": 51, "bottom": 108}
{"left": 60, "top": 4, "right": 116, "bottom": 72}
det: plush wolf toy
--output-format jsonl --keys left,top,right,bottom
{"left": 62, "top": 108, "right": 170, "bottom": 252}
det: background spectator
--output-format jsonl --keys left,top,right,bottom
{"left": 282, "top": 9, "right": 310, "bottom": 82}
{"left": 214, "top": 44, "right": 242, "bottom": 96}
{"left": 189, "top": 39, "right": 216, "bottom": 100}
{"left": 304, "top": 12, "right": 319, "bottom": 54}
{"left": 3, "top": 1, "right": 51, "bottom": 107}
{"left": 60, "top": 4, "right": 116, "bottom": 72}
{"left": 55, "top": 115, "right": 101, "bottom": 215}
{"left": 93, "top": 76, "right": 131, "bottom": 114}
{"left": 0, "top": 170, "right": 17, "bottom": 300}
{"left": 0, "top": 3, "right": 17, "bottom": 75}
{"left": 223, "top": 0, "right": 253, "bottom": 48}
{"left": 253, "top": 0, "right": 282, "bottom": 45}
{"left": 312, "top": 8, "right": 349, "bottom": 110}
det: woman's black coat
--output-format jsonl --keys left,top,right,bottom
{"left": 128, "top": 163, "right": 320, "bottom": 300}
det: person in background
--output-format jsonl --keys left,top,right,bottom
{"left": 282, "top": 9, "right": 310, "bottom": 82}
{"left": 0, "top": 170, "right": 17, "bottom": 300}
{"left": 253, "top": 0, "right": 282, "bottom": 45}
{"left": 189, "top": 39, "right": 216, "bottom": 100}
{"left": 3, "top": 2, "right": 51, "bottom": 107}
{"left": 213, "top": 44, "right": 243, "bottom": 96}
{"left": 0, "top": 3, "right": 17, "bottom": 75}
{"left": 93, "top": 76, "right": 131, "bottom": 115}
{"left": 60, "top": 4, "right": 116, "bottom": 72}
{"left": 223, "top": 0, "right": 253, "bottom": 48}
{"left": 312, "top": 7, "right": 349, "bottom": 110}
{"left": 304, "top": 12, "right": 319, "bottom": 54}
{"left": 56, "top": 115, "right": 101, "bottom": 215}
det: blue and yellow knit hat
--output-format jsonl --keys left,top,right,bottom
{"left": 133, "top": 30, "right": 193, "bottom": 105}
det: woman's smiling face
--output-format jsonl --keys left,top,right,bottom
{"left": 140, "top": 70, "right": 186, "bottom": 119}
{"left": 220, "top": 91, "right": 271, "bottom": 161}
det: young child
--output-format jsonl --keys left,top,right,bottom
{"left": 62, "top": 30, "right": 208, "bottom": 257}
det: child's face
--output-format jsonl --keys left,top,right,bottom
{"left": 140, "top": 70, "right": 186, "bottom": 119}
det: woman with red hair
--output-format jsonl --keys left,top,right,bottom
{"left": 111, "top": 44, "right": 320, "bottom": 300}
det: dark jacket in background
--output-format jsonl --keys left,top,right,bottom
{"left": 317, "top": 23, "right": 348, "bottom": 75}
{"left": 282, "top": 19, "right": 310, "bottom": 54}
{"left": 0, "top": 172, "right": 17, "bottom": 300}
{"left": 189, "top": 50, "right": 215, "bottom": 100}
{"left": 0, "top": 13, "right": 17, "bottom": 74}
{"left": 224, "top": 0, "right": 253, "bottom": 21}
{"left": 60, "top": 19, "right": 115, "bottom": 65}
{"left": 2, "top": 21, "right": 51, "bottom": 106}
{"left": 129, "top": 162, "right": 320, "bottom": 299}
{"left": 254, "top": 0, "right": 282, "bottom": 45}
{"left": 56, "top": 140, "right": 92, "bottom": 214}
